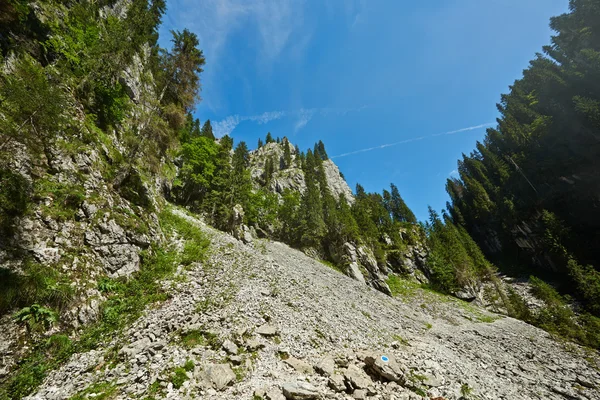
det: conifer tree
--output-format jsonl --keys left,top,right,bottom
{"left": 200, "top": 120, "right": 215, "bottom": 140}
{"left": 283, "top": 139, "right": 292, "bottom": 169}
{"left": 265, "top": 132, "right": 274, "bottom": 143}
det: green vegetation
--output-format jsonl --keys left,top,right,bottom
{"left": 180, "top": 329, "right": 220, "bottom": 350}
{"left": 170, "top": 367, "right": 189, "bottom": 389}
{"left": 0, "top": 209, "right": 209, "bottom": 399}
{"left": 526, "top": 276, "right": 600, "bottom": 348}
{"left": 443, "top": 0, "right": 600, "bottom": 329}
{"left": 386, "top": 274, "right": 423, "bottom": 297}
{"left": 68, "top": 382, "right": 117, "bottom": 400}
{"left": 13, "top": 304, "right": 58, "bottom": 333}
{"left": 0, "top": 261, "right": 75, "bottom": 318}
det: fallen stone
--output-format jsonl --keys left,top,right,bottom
{"left": 363, "top": 352, "right": 406, "bottom": 384}
{"left": 284, "top": 357, "right": 314, "bottom": 375}
{"left": 352, "top": 389, "right": 367, "bottom": 399}
{"left": 315, "top": 355, "right": 335, "bottom": 377}
{"left": 422, "top": 373, "right": 442, "bottom": 387}
{"left": 281, "top": 382, "right": 320, "bottom": 400}
{"left": 256, "top": 324, "right": 279, "bottom": 337}
{"left": 328, "top": 373, "right": 347, "bottom": 392}
{"left": 266, "top": 388, "right": 286, "bottom": 400}
{"left": 229, "top": 355, "right": 243, "bottom": 365}
{"left": 344, "top": 364, "right": 373, "bottom": 390}
{"left": 247, "top": 339, "right": 265, "bottom": 351}
{"left": 205, "top": 363, "right": 236, "bottom": 390}
{"left": 222, "top": 340, "right": 239, "bottom": 355}
{"left": 576, "top": 376, "right": 596, "bottom": 389}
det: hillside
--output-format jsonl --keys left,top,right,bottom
{"left": 20, "top": 209, "right": 600, "bottom": 400}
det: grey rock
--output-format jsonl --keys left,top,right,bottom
{"left": 256, "top": 324, "right": 278, "bottom": 337}
{"left": 281, "top": 381, "right": 320, "bottom": 400}
{"left": 222, "top": 340, "right": 238, "bottom": 355}
{"left": 352, "top": 389, "right": 367, "bottom": 400}
{"left": 283, "top": 357, "right": 314, "bottom": 375}
{"left": 422, "top": 373, "right": 442, "bottom": 387}
{"left": 347, "top": 262, "right": 366, "bottom": 284}
{"left": 328, "top": 373, "right": 347, "bottom": 392}
{"left": 266, "top": 388, "right": 286, "bottom": 400}
{"left": 205, "top": 363, "right": 236, "bottom": 390}
{"left": 344, "top": 364, "right": 373, "bottom": 390}
{"left": 315, "top": 355, "right": 335, "bottom": 377}
{"left": 247, "top": 339, "right": 265, "bottom": 351}
{"left": 229, "top": 355, "right": 243, "bottom": 365}
{"left": 363, "top": 352, "right": 406, "bottom": 384}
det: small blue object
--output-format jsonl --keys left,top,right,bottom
{"left": 381, "top": 356, "right": 389, "bottom": 363}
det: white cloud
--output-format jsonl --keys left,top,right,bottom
{"left": 212, "top": 115, "right": 241, "bottom": 138}
{"left": 164, "top": 0, "right": 307, "bottom": 112}
{"left": 294, "top": 109, "right": 315, "bottom": 132}
{"left": 212, "top": 106, "right": 368, "bottom": 137}
{"left": 249, "top": 111, "right": 285, "bottom": 124}
{"left": 331, "top": 122, "right": 494, "bottom": 159}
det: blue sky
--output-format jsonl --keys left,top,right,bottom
{"left": 159, "top": 0, "right": 569, "bottom": 222}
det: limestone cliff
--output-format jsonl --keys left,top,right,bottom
{"left": 248, "top": 141, "right": 354, "bottom": 203}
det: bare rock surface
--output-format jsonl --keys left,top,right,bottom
{"left": 24, "top": 209, "right": 600, "bottom": 400}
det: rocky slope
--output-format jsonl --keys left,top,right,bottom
{"left": 26, "top": 209, "right": 600, "bottom": 400}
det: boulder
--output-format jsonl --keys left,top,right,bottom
{"left": 347, "top": 262, "right": 366, "bottom": 284}
{"left": 315, "top": 355, "right": 335, "bottom": 377}
{"left": 343, "top": 364, "right": 373, "bottom": 390}
{"left": 281, "top": 381, "right": 320, "bottom": 400}
{"left": 328, "top": 373, "right": 347, "bottom": 392}
{"left": 363, "top": 352, "right": 406, "bottom": 384}
{"left": 205, "top": 363, "right": 236, "bottom": 390}
{"left": 284, "top": 357, "right": 314, "bottom": 375}
{"left": 256, "top": 324, "right": 279, "bottom": 337}
{"left": 222, "top": 340, "right": 238, "bottom": 355}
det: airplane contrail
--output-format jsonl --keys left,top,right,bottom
{"left": 331, "top": 122, "right": 494, "bottom": 159}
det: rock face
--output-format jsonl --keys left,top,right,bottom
{"left": 20, "top": 211, "right": 600, "bottom": 400}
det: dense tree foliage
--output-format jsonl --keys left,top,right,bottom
{"left": 445, "top": 0, "right": 600, "bottom": 318}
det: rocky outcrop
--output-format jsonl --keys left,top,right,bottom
{"left": 248, "top": 142, "right": 354, "bottom": 202}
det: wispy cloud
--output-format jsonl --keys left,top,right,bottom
{"left": 331, "top": 122, "right": 494, "bottom": 159}
{"left": 213, "top": 106, "right": 368, "bottom": 137}
{"left": 294, "top": 109, "right": 316, "bottom": 132}
{"left": 449, "top": 169, "right": 459, "bottom": 177}
{"left": 162, "top": 0, "right": 308, "bottom": 111}
{"left": 213, "top": 111, "right": 285, "bottom": 137}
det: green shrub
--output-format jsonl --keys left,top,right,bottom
{"left": 183, "top": 359, "right": 195, "bottom": 372}
{"left": 14, "top": 304, "right": 58, "bottom": 332}
{"left": 35, "top": 179, "right": 85, "bottom": 222}
{"left": 170, "top": 367, "right": 189, "bottom": 389}
{"left": 529, "top": 276, "right": 600, "bottom": 349}
{"left": 0, "top": 262, "right": 74, "bottom": 317}
{"left": 0, "top": 167, "right": 30, "bottom": 234}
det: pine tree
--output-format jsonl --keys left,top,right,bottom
{"left": 162, "top": 29, "right": 205, "bottom": 112}
{"left": 388, "top": 183, "right": 417, "bottom": 223}
{"left": 257, "top": 138, "right": 264, "bottom": 149}
{"left": 317, "top": 140, "right": 328, "bottom": 160}
{"left": 200, "top": 120, "right": 215, "bottom": 140}
{"left": 283, "top": 139, "right": 292, "bottom": 169}
{"left": 229, "top": 141, "right": 252, "bottom": 223}
{"left": 298, "top": 150, "right": 326, "bottom": 247}
{"left": 264, "top": 155, "right": 275, "bottom": 186}
{"left": 265, "top": 132, "right": 274, "bottom": 143}
{"left": 204, "top": 135, "right": 233, "bottom": 229}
